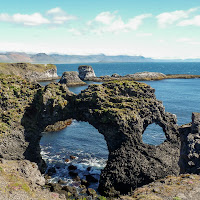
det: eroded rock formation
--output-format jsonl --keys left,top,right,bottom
{"left": 59, "top": 71, "right": 86, "bottom": 86}
{"left": 179, "top": 112, "right": 200, "bottom": 174}
{"left": 78, "top": 65, "right": 96, "bottom": 80}
{"left": 73, "top": 81, "right": 180, "bottom": 196}
{"left": 1, "top": 74, "right": 199, "bottom": 197}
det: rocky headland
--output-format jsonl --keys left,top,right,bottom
{"left": 86, "top": 71, "right": 200, "bottom": 82}
{"left": 1, "top": 70, "right": 200, "bottom": 199}
{"left": 0, "top": 62, "right": 59, "bottom": 81}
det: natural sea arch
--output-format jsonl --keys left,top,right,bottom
{"left": 22, "top": 81, "right": 181, "bottom": 197}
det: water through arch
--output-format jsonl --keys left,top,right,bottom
{"left": 40, "top": 119, "right": 108, "bottom": 190}
{"left": 142, "top": 123, "right": 166, "bottom": 145}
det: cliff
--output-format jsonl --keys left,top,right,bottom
{"left": 1, "top": 74, "right": 200, "bottom": 198}
{"left": 0, "top": 63, "right": 58, "bottom": 81}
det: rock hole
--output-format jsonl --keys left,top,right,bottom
{"left": 40, "top": 119, "right": 108, "bottom": 191}
{"left": 142, "top": 123, "right": 166, "bottom": 145}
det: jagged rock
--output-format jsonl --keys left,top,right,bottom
{"left": 68, "top": 171, "right": 78, "bottom": 178}
{"left": 78, "top": 65, "right": 96, "bottom": 80}
{"left": 86, "top": 174, "right": 98, "bottom": 183}
{"left": 128, "top": 174, "right": 200, "bottom": 200}
{"left": 87, "top": 188, "right": 97, "bottom": 197}
{"left": 74, "top": 81, "right": 180, "bottom": 196}
{"left": 68, "top": 165, "right": 77, "bottom": 171}
{"left": 47, "top": 167, "right": 56, "bottom": 176}
{"left": 81, "top": 179, "right": 90, "bottom": 187}
{"left": 59, "top": 71, "right": 86, "bottom": 86}
{"left": 179, "top": 112, "right": 200, "bottom": 174}
{"left": 44, "top": 119, "right": 72, "bottom": 132}
{"left": 1, "top": 74, "right": 199, "bottom": 197}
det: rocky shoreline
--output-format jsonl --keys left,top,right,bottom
{"left": 1, "top": 64, "right": 200, "bottom": 199}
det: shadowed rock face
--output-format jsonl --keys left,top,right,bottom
{"left": 78, "top": 65, "right": 96, "bottom": 80}
{"left": 59, "top": 71, "right": 86, "bottom": 86}
{"left": 0, "top": 77, "right": 183, "bottom": 196}
{"left": 179, "top": 113, "right": 200, "bottom": 174}
{"left": 73, "top": 81, "right": 181, "bottom": 196}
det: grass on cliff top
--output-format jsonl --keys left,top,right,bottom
{"left": 0, "top": 63, "right": 56, "bottom": 75}
{"left": 0, "top": 75, "right": 38, "bottom": 134}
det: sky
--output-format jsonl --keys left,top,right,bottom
{"left": 0, "top": 0, "right": 200, "bottom": 59}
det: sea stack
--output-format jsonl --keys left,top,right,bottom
{"left": 78, "top": 65, "right": 96, "bottom": 80}
{"left": 59, "top": 71, "right": 87, "bottom": 86}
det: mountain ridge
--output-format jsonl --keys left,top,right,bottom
{"left": 0, "top": 52, "right": 200, "bottom": 63}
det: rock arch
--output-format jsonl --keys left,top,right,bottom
{"left": 1, "top": 79, "right": 181, "bottom": 197}
{"left": 72, "top": 81, "right": 181, "bottom": 196}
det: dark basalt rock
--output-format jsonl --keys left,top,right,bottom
{"left": 85, "top": 174, "right": 98, "bottom": 183}
{"left": 1, "top": 75, "right": 199, "bottom": 197}
{"left": 74, "top": 81, "right": 180, "bottom": 196}
{"left": 68, "top": 165, "right": 77, "bottom": 171}
{"left": 78, "top": 65, "right": 96, "bottom": 80}
{"left": 179, "top": 112, "right": 200, "bottom": 174}
{"left": 59, "top": 71, "right": 86, "bottom": 86}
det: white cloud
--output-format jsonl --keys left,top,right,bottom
{"left": 88, "top": 11, "right": 152, "bottom": 34}
{"left": 93, "top": 11, "right": 117, "bottom": 25}
{"left": 0, "top": 7, "right": 76, "bottom": 26}
{"left": 156, "top": 8, "right": 198, "bottom": 28}
{"left": 68, "top": 28, "right": 82, "bottom": 36}
{"left": 178, "top": 15, "right": 200, "bottom": 27}
{"left": 47, "top": 7, "right": 77, "bottom": 24}
{"left": 136, "top": 33, "right": 152, "bottom": 37}
{"left": 176, "top": 37, "right": 200, "bottom": 45}
{"left": 0, "top": 12, "right": 49, "bottom": 26}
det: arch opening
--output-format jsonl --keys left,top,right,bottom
{"left": 40, "top": 119, "right": 109, "bottom": 191}
{"left": 142, "top": 123, "right": 166, "bottom": 145}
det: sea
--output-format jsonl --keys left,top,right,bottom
{"left": 40, "top": 62, "right": 200, "bottom": 189}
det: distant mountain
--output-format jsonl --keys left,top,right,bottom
{"left": 0, "top": 52, "right": 200, "bottom": 63}
{"left": 0, "top": 52, "right": 154, "bottom": 64}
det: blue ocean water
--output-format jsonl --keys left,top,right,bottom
{"left": 40, "top": 62, "right": 200, "bottom": 188}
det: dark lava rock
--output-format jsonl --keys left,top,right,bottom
{"left": 59, "top": 71, "right": 86, "bottom": 86}
{"left": 68, "top": 171, "right": 78, "bottom": 178}
{"left": 73, "top": 176, "right": 81, "bottom": 182}
{"left": 62, "top": 185, "right": 77, "bottom": 197}
{"left": 87, "top": 167, "right": 91, "bottom": 171}
{"left": 48, "top": 183, "right": 62, "bottom": 192}
{"left": 58, "top": 179, "right": 66, "bottom": 184}
{"left": 81, "top": 179, "right": 90, "bottom": 187}
{"left": 78, "top": 65, "right": 96, "bottom": 80}
{"left": 86, "top": 174, "right": 98, "bottom": 183}
{"left": 179, "top": 112, "right": 200, "bottom": 174}
{"left": 68, "top": 164, "right": 77, "bottom": 171}
{"left": 87, "top": 188, "right": 97, "bottom": 197}
{"left": 47, "top": 167, "right": 56, "bottom": 176}
{"left": 111, "top": 73, "right": 121, "bottom": 78}
{"left": 74, "top": 81, "right": 181, "bottom": 196}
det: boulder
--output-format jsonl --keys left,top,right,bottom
{"left": 68, "top": 165, "right": 77, "bottom": 171}
{"left": 111, "top": 73, "right": 121, "bottom": 78}
{"left": 85, "top": 174, "right": 98, "bottom": 183}
{"left": 59, "top": 71, "right": 86, "bottom": 86}
{"left": 78, "top": 65, "right": 96, "bottom": 80}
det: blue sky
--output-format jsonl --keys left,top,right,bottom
{"left": 1, "top": 0, "right": 200, "bottom": 58}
